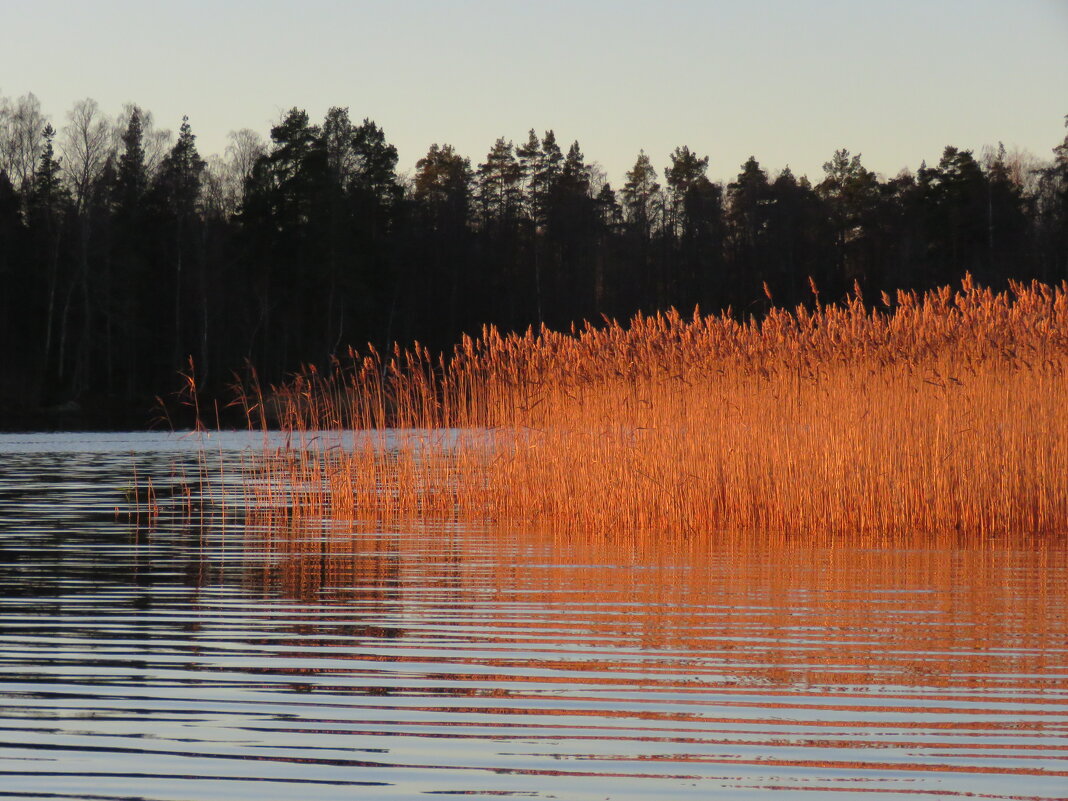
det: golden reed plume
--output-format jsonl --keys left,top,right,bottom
{"left": 237, "top": 275, "right": 1068, "bottom": 538}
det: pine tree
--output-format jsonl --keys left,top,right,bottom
{"left": 549, "top": 140, "right": 593, "bottom": 239}
{"left": 531, "top": 130, "right": 563, "bottom": 228}
{"left": 595, "top": 183, "right": 621, "bottom": 227}
{"left": 559, "top": 141, "right": 591, "bottom": 196}
{"left": 350, "top": 118, "right": 400, "bottom": 206}
{"left": 515, "top": 129, "right": 541, "bottom": 222}
{"left": 321, "top": 106, "right": 356, "bottom": 191}
{"left": 665, "top": 146, "right": 710, "bottom": 239}
{"left": 475, "top": 137, "right": 522, "bottom": 226}
{"left": 726, "top": 156, "right": 774, "bottom": 298}
{"left": 932, "top": 146, "right": 988, "bottom": 279}
{"left": 414, "top": 143, "right": 472, "bottom": 226}
{"left": 622, "top": 150, "right": 660, "bottom": 236}
{"left": 817, "top": 149, "right": 882, "bottom": 285}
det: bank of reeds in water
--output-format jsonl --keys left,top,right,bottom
{"left": 241, "top": 276, "right": 1068, "bottom": 538}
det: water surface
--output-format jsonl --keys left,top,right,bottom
{"left": 0, "top": 431, "right": 1066, "bottom": 799}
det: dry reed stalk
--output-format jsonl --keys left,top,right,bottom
{"left": 239, "top": 276, "right": 1068, "bottom": 538}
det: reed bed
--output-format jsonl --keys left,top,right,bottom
{"left": 237, "top": 276, "right": 1068, "bottom": 538}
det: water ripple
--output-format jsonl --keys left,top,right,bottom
{"left": 0, "top": 432, "right": 1066, "bottom": 799}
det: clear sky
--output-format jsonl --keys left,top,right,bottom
{"left": 2, "top": 0, "right": 1066, "bottom": 185}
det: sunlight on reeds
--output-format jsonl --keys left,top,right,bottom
{"left": 231, "top": 275, "right": 1068, "bottom": 538}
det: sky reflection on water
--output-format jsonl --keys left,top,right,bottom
{"left": 0, "top": 432, "right": 1066, "bottom": 800}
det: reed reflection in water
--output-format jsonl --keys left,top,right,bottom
{"left": 0, "top": 432, "right": 1066, "bottom": 800}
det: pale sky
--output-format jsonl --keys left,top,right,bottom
{"left": 2, "top": 0, "right": 1066, "bottom": 185}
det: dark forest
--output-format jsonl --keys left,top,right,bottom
{"left": 1, "top": 94, "right": 1066, "bottom": 427}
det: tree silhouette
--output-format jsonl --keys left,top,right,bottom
{"left": 26, "top": 124, "right": 72, "bottom": 395}
{"left": 817, "top": 149, "right": 882, "bottom": 287}
{"left": 152, "top": 116, "right": 206, "bottom": 375}
{"left": 2, "top": 95, "right": 1067, "bottom": 426}
{"left": 664, "top": 146, "right": 722, "bottom": 307}
{"left": 410, "top": 143, "right": 474, "bottom": 342}
{"left": 727, "top": 156, "right": 772, "bottom": 303}
{"left": 545, "top": 141, "right": 596, "bottom": 323}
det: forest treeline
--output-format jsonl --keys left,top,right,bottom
{"left": 1, "top": 92, "right": 1067, "bottom": 424}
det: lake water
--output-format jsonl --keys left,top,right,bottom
{"left": 1, "top": 431, "right": 1066, "bottom": 800}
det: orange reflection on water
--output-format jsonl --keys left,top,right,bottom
{"left": 209, "top": 522, "right": 1068, "bottom": 795}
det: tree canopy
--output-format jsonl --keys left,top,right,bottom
{"left": 1, "top": 92, "right": 1065, "bottom": 425}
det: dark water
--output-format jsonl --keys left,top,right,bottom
{"left": 0, "top": 432, "right": 1066, "bottom": 800}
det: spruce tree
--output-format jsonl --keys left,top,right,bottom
{"left": 155, "top": 116, "right": 206, "bottom": 217}
{"left": 115, "top": 109, "right": 147, "bottom": 217}
{"left": 27, "top": 124, "right": 73, "bottom": 392}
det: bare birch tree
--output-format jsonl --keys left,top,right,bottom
{"left": 60, "top": 98, "right": 112, "bottom": 211}
{"left": 222, "top": 127, "right": 265, "bottom": 211}
{"left": 0, "top": 92, "right": 47, "bottom": 192}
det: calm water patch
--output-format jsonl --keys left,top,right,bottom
{"left": 0, "top": 431, "right": 1066, "bottom": 799}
